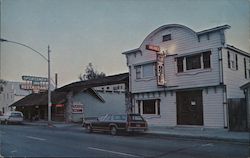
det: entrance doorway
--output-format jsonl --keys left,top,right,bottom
{"left": 177, "top": 90, "right": 203, "bottom": 125}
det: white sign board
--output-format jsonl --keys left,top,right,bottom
{"left": 156, "top": 53, "right": 166, "bottom": 86}
{"left": 72, "top": 102, "right": 84, "bottom": 114}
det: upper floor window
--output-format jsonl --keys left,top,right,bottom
{"left": 143, "top": 63, "right": 155, "bottom": 78}
{"left": 186, "top": 54, "right": 201, "bottom": 70}
{"left": 135, "top": 66, "right": 142, "bottom": 79}
{"left": 244, "top": 58, "right": 250, "bottom": 79}
{"left": 176, "top": 51, "right": 211, "bottom": 73}
{"left": 135, "top": 63, "right": 155, "bottom": 79}
{"left": 177, "top": 57, "right": 184, "bottom": 73}
{"left": 227, "top": 51, "right": 238, "bottom": 70}
{"left": 162, "top": 34, "right": 171, "bottom": 42}
{"left": 203, "top": 51, "right": 211, "bottom": 69}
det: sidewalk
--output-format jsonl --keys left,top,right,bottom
{"left": 22, "top": 121, "right": 249, "bottom": 144}
{"left": 145, "top": 126, "right": 250, "bottom": 144}
{"left": 22, "top": 120, "right": 80, "bottom": 128}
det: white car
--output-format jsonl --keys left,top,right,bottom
{"left": 0, "top": 111, "right": 24, "bottom": 124}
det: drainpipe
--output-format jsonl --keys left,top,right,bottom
{"left": 218, "top": 47, "right": 228, "bottom": 128}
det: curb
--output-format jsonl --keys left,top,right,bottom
{"left": 144, "top": 132, "right": 250, "bottom": 144}
{"left": 22, "top": 122, "right": 80, "bottom": 128}
{"left": 21, "top": 123, "right": 250, "bottom": 144}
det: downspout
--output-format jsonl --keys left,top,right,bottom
{"left": 218, "top": 47, "right": 228, "bottom": 128}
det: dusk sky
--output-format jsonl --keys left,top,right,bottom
{"left": 0, "top": 0, "right": 249, "bottom": 87}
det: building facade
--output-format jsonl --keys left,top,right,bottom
{"left": 0, "top": 81, "right": 31, "bottom": 114}
{"left": 12, "top": 73, "right": 129, "bottom": 122}
{"left": 57, "top": 73, "right": 129, "bottom": 122}
{"left": 123, "top": 24, "right": 250, "bottom": 129}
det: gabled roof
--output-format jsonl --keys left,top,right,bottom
{"left": 56, "top": 73, "right": 129, "bottom": 92}
{"left": 226, "top": 45, "right": 250, "bottom": 57}
{"left": 10, "top": 91, "right": 67, "bottom": 107}
{"left": 10, "top": 87, "right": 106, "bottom": 107}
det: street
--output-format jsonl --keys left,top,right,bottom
{"left": 0, "top": 124, "right": 249, "bottom": 158}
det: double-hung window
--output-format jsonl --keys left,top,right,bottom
{"left": 186, "top": 54, "right": 201, "bottom": 70}
{"left": 137, "top": 99, "right": 160, "bottom": 115}
{"left": 227, "top": 51, "right": 238, "bottom": 70}
{"left": 135, "top": 66, "right": 142, "bottom": 79}
{"left": 143, "top": 63, "right": 155, "bottom": 78}
{"left": 176, "top": 51, "right": 211, "bottom": 73}
{"left": 135, "top": 63, "right": 155, "bottom": 79}
{"left": 203, "top": 51, "right": 211, "bottom": 69}
{"left": 177, "top": 57, "right": 184, "bottom": 73}
{"left": 244, "top": 58, "right": 250, "bottom": 79}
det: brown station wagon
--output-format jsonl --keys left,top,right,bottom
{"left": 84, "top": 113, "right": 148, "bottom": 135}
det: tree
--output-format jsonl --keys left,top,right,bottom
{"left": 79, "top": 63, "right": 106, "bottom": 81}
{"left": 0, "top": 79, "right": 6, "bottom": 93}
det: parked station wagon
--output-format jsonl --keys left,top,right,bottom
{"left": 84, "top": 113, "right": 148, "bottom": 135}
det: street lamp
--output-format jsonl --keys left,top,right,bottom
{"left": 0, "top": 38, "right": 52, "bottom": 125}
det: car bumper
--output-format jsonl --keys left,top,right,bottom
{"left": 127, "top": 127, "right": 148, "bottom": 132}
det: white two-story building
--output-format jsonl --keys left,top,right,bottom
{"left": 123, "top": 24, "right": 250, "bottom": 129}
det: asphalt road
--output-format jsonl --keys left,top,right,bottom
{"left": 0, "top": 124, "right": 249, "bottom": 158}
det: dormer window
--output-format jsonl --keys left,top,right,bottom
{"left": 162, "top": 34, "right": 171, "bottom": 42}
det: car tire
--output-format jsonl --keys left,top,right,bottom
{"left": 110, "top": 126, "right": 117, "bottom": 136}
{"left": 86, "top": 125, "right": 92, "bottom": 133}
{"left": 4, "top": 120, "right": 8, "bottom": 125}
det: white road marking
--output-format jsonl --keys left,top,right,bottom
{"left": 201, "top": 143, "right": 214, "bottom": 147}
{"left": 88, "top": 147, "right": 140, "bottom": 157}
{"left": 26, "top": 136, "right": 46, "bottom": 141}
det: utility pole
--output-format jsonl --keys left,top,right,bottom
{"left": 0, "top": 38, "right": 52, "bottom": 126}
{"left": 48, "top": 45, "right": 51, "bottom": 124}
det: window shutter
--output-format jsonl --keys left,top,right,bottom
{"left": 235, "top": 54, "right": 238, "bottom": 70}
{"left": 227, "top": 51, "right": 231, "bottom": 68}
{"left": 244, "top": 58, "right": 247, "bottom": 79}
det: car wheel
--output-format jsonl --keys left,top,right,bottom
{"left": 86, "top": 125, "right": 92, "bottom": 133}
{"left": 110, "top": 126, "right": 117, "bottom": 136}
{"left": 4, "top": 120, "right": 8, "bottom": 125}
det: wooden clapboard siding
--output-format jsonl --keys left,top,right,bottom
{"left": 135, "top": 91, "right": 176, "bottom": 126}
{"left": 222, "top": 48, "right": 250, "bottom": 98}
{"left": 165, "top": 48, "right": 220, "bottom": 88}
{"left": 203, "top": 87, "right": 224, "bottom": 127}
{"left": 141, "top": 27, "right": 222, "bottom": 56}
{"left": 127, "top": 26, "right": 223, "bottom": 93}
{"left": 123, "top": 24, "right": 250, "bottom": 128}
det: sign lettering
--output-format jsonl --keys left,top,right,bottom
{"left": 146, "top": 44, "right": 160, "bottom": 52}
{"left": 156, "top": 53, "right": 166, "bottom": 86}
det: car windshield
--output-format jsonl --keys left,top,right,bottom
{"left": 10, "top": 113, "right": 22, "bottom": 118}
{"left": 98, "top": 115, "right": 107, "bottom": 121}
{"left": 128, "top": 114, "right": 144, "bottom": 121}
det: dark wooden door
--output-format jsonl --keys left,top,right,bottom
{"left": 177, "top": 90, "right": 203, "bottom": 125}
{"left": 228, "top": 98, "right": 247, "bottom": 131}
